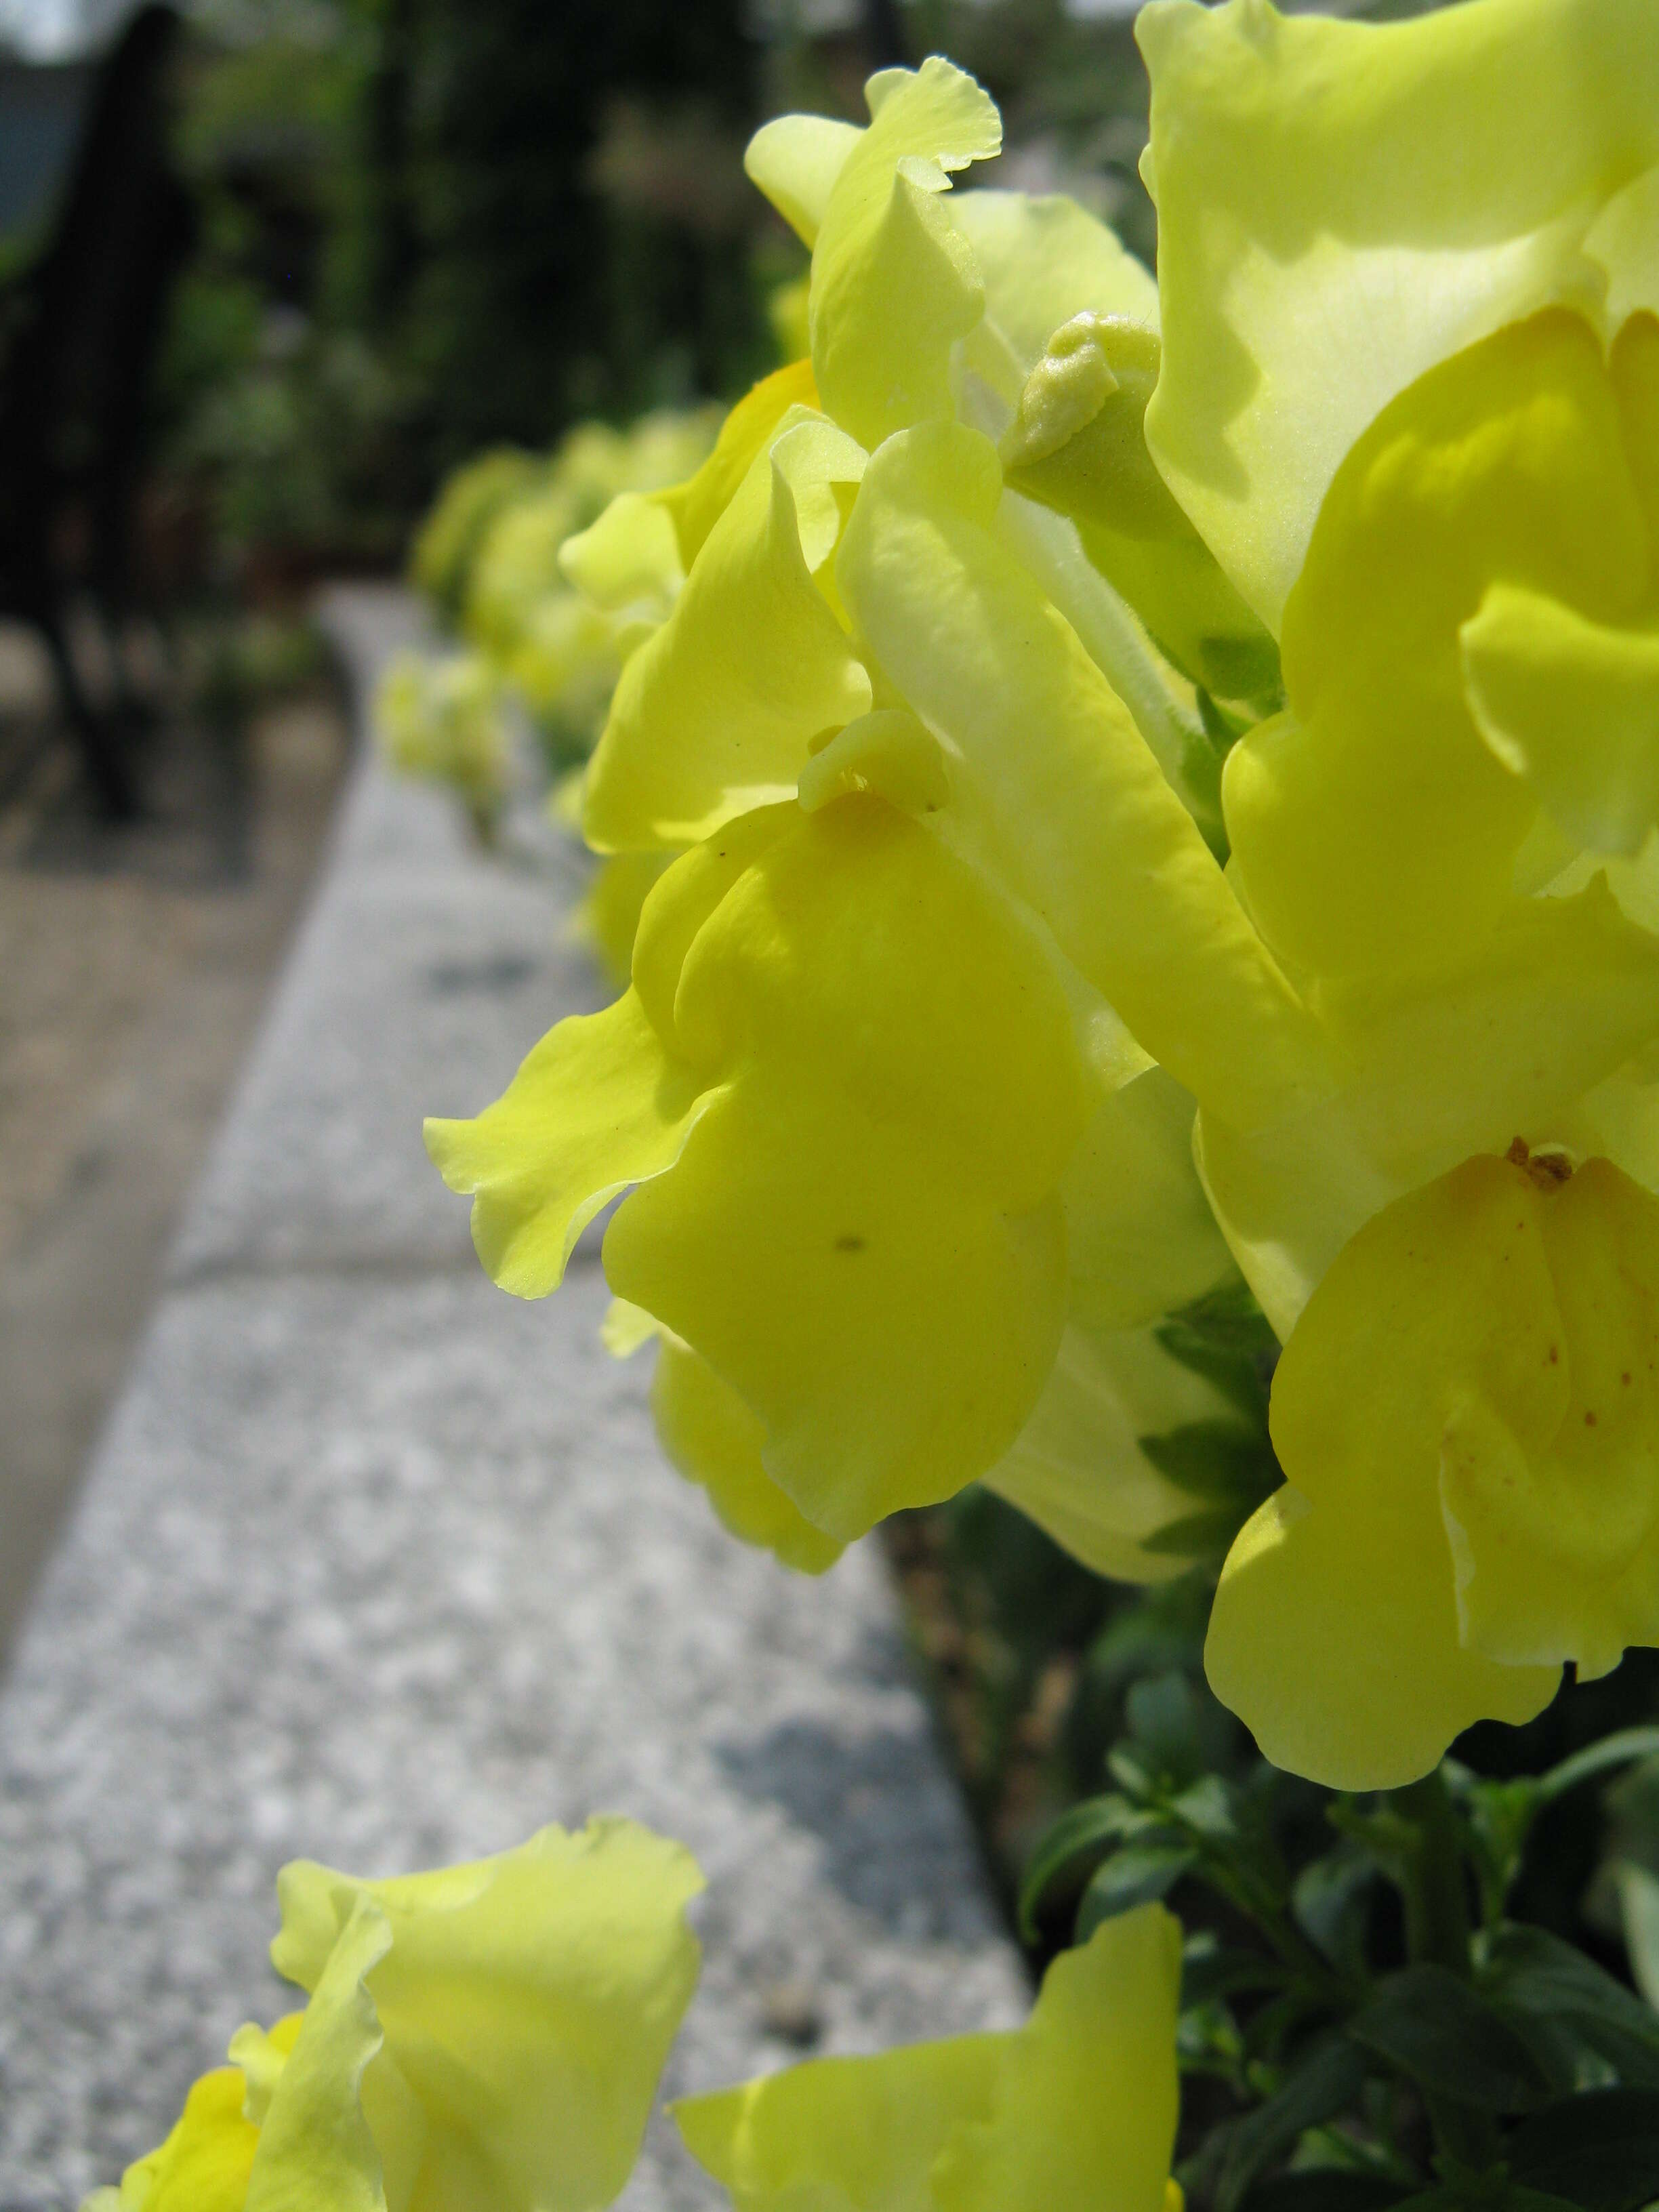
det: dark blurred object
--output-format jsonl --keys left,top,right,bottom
{"left": 0, "top": 56, "right": 96, "bottom": 245}
{"left": 402, "top": 0, "right": 771, "bottom": 470}
{"left": 0, "top": 5, "right": 194, "bottom": 817}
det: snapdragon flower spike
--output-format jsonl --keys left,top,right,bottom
{"left": 1141, "top": 0, "right": 1659, "bottom": 1784}
{"left": 674, "top": 1903, "right": 1182, "bottom": 2212}
{"left": 83, "top": 1819, "right": 703, "bottom": 2212}
{"left": 439, "top": 56, "right": 1310, "bottom": 1578}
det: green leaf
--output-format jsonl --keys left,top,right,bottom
{"left": 1144, "top": 1504, "right": 1260, "bottom": 1561}
{"left": 1017, "top": 1794, "right": 1138, "bottom": 1942}
{"left": 1237, "top": 2172, "right": 1416, "bottom": 2212}
{"left": 1487, "top": 1927, "right": 1659, "bottom": 2091}
{"left": 1139, "top": 1420, "right": 1281, "bottom": 1505}
{"left": 1155, "top": 1280, "right": 1279, "bottom": 1426}
{"left": 1349, "top": 1966, "right": 1553, "bottom": 2114}
{"left": 1507, "top": 2087, "right": 1659, "bottom": 2211}
{"left": 1126, "top": 1669, "right": 1207, "bottom": 1782}
{"left": 1182, "top": 1936, "right": 1289, "bottom": 2008}
{"left": 1172, "top": 1772, "right": 1243, "bottom": 1845}
{"left": 1538, "top": 1731, "right": 1659, "bottom": 1807}
{"left": 1213, "top": 2032, "right": 1371, "bottom": 2212}
{"left": 1293, "top": 1843, "right": 1378, "bottom": 1978}
{"left": 1077, "top": 1840, "right": 1200, "bottom": 1938}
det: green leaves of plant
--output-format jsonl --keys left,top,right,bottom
{"left": 1349, "top": 1968, "right": 1553, "bottom": 2115}
{"left": 1506, "top": 2088, "right": 1659, "bottom": 2211}
{"left": 1209, "top": 2033, "right": 1369, "bottom": 2212}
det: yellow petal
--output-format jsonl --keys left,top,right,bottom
{"left": 245, "top": 1900, "right": 390, "bottom": 2212}
{"left": 584, "top": 426, "right": 870, "bottom": 851}
{"left": 96, "top": 2066, "right": 262, "bottom": 2212}
{"left": 270, "top": 1819, "right": 704, "bottom": 2212}
{"left": 604, "top": 794, "right": 1086, "bottom": 1540}
{"left": 810, "top": 59, "right": 1001, "bottom": 450}
{"left": 651, "top": 1333, "right": 845, "bottom": 1574}
{"left": 743, "top": 114, "right": 863, "bottom": 248}
{"left": 424, "top": 988, "right": 704, "bottom": 1298}
{"left": 571, "top": 851, "right": 672, "bottom": 994}
{"left": 675, "top": 2032, "right": 1007, "bottom": 2211}
{"left": 1225, "top": 310, "right": 1649, "bottom": 981}
{"left": 1063, "top": 1066, "right": 1237, "bottom": 1336}
{"left": 932, "top": 1906, "right": 1182, "bottom": 2212}
{"left": 985, "top": 1320, "right": 1233, "bottom": 1584}
{"left": 558, "top": 493, "right": 682, "bottom": 618}
{"left": 1206, "top": 1153, "right": 1617, "bottom": 1789}
{"left": 676, "top": 1909, "right": 1179, "bottom": 2212}
{"left": 836, "top": 419, "right": 1316, "bottom": 1128}
{"left": 1440, "top": 1158, "right": 1659, "bottom": 1679}
{"left": 1196, "top": 876, "right": 1659, "bottom": 1338}
{"left": 657, "top": 358, "right": 820, "bottom": 571}
{"left": 1465, "top": 585, "right": 1659, "bottom": 859}
{"left": 1139, "top": 0, "right": 1659, "bottom": 630}
{"left": 949, "top": 189, "right": 1157, "bottom": 382}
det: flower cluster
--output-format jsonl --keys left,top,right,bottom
{"left": 428, "top": 0, "right": 1659, "bottom": 1793}
{"left": 375, "top": 408, "right": 720, "bottom": 840}
{"left": 85, "top": 1822, "right": 1179, "bottom": 2212}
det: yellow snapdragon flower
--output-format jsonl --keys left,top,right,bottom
{"left": 375, "top": 649, "right": 511, "bottom": 840}
{"left": 83, "top": 1819, "right": 703, "bottom": 2212}
{"left": 431, "top": 58, "right": 1275, "bottom": 1576}
{"left": 675, "top": 1903, "right": 1182, "bottom": 2212}
{"left": 1139, "top": 0, "right": 1659, "bottom": 1784}
{"left": 410, "top": 446, "right": 542, "bottom": 627}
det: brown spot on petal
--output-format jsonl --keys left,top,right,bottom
{"left": 834, "top": 1234, "right": 866, "bottom": 1254}
{"left": 1507, "top": 1136, "right": 1574, "bottom": 1189}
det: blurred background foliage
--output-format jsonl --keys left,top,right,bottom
{"left": 0, "top": 0, "right": 1172, "bottom": 590}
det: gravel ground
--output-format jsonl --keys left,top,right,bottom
{"left": 0, "top": 624, "right": 348, "bottom": 1656}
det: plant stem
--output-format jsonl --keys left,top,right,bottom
{"left": 1392, "top": 1769, "right": 1500, "bottom": 2172}
{"left": 1394, "top": 1770, "right": 1473, "bottom": 1978}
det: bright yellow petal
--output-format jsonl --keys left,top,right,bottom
{"left": 931, "top": 1906, "right": 1181, "bottom": 2212}
{"left": 1196, "top": 876, "right": 1659, "bottom": 1338}
{"left": 1207, "top": 1155, "right": 1584, "bottom": 1790}
{"left": 245, "top": 1901, "right": 390, "bottom": 2212}
{"left": 1225, "top": 310, "right": 1649, "bottom": 982}
{"left": 424, "top": 989, "right": 703, "bottom": 1298}
{"left": 1465, "top": 585, "right": 1659, "bottom": 859}
{"left": 270, "top": 1820, "right": 704, "bottom": 2212}
{"left": 675, "top": 2032, "right": 1007, "bottom": 2211}
{"left": 743, "top": 114, "right": 864, "bottom": 248}
{"left": 657, "top": 358, "right": 820, "bottom": 571}
{"left": 1139, "top": 0, "right": 1659, "bottom": 630}
{"left": 98, "top": 2066, "right": 262, "bottom": 2212}
{"left": 651, "top": 1333, "right": 845, "bottom": 1574}
{"left": 836, "top": 419, "right": 1316, "bottom": 1128}
{"left": 584, "top": 425, "right": 870, "bottom": 851}
{"left": 1439, "top": 1158, "right": 1659, "bottom": 1679}
{"left": 604, "top": 793, "right": 1086, "bottom": 1540}
{"left": 949, "top": 189, "right": 1157, "bottom": 383}
{"left": 571, "top": 852, "right": 672, "bottom": 994}
{"left": 1063, "top": 1066, "right": 1236, "bottom": 1336}
{"left": 809, "top": 59, "right": 1001, "bottom": 450}
{"left": 557, "top": 493, "right": 682, "bottom": 618}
